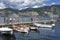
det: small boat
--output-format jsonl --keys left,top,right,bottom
{"left": 18, "top": 27, "right": 29, "bottom": 34}
{"left": 13, "top": 25, "right": 29, "bottom": 34}
{"left": 30, "top": 27, "right": 38, "bottom": 30}
{"left": 29, "top": 25, "right": 38, "bottom": 30}
{"left": 0, "top": 27, "right": 13, "bottom": 35}
{"left": 34, "top": 23, "right": 55, "bottom": 28}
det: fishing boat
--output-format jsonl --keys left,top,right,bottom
{"left": 0, "top": 27, "right": 13, "bottom": 35}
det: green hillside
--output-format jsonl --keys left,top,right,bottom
{"left": 0, "top": 5, "right": 60, "bottom": 17}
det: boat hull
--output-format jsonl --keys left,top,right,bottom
{"left": 34, "top": 23, "right": 55, "bottom": 28}
{"left": 0, "top": 27, "right": 13, "bottom": 35}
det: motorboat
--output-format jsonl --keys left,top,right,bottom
{"left": 0, "top": 27, "right": 13, "bottom": 35}
{"left": 33, "top": 23, "right": 55, "bottom": 28}
{"left": 13, "top": 25, "right": 29, "bottom": 34}
{"left": 29, "top": 26, "right": 38, "bottom": 30}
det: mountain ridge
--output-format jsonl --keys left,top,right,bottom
{"left": 0, "top": 5, "right": 60, "bottom": 17}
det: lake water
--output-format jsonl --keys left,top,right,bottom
{"left": 0, "top": 22, "right": 60, "bottom": 40}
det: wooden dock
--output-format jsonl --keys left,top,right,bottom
{"left": 0, "top": 20, "right": 56, "bottom": 26}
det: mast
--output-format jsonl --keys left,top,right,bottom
{"left": 51, "top": 3, "right": 55, "bottom": 26}
{"left": 51, "top": 3, "right": 55, "bottom": 21}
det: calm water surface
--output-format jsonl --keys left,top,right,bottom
{"left": 0, "top": 22, "right": 60, "bottom": 40}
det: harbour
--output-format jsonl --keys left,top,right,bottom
{"left": 0, "top": 0, "right": 60, "bottom": 40}
{"left": 0, "top": 22, "right": 60, "bottom": 40}
{"left": 0, "top": 20, "right": 56, "bottom": 33}
{"left": 0, "top": 12, "right": 58, "bottom": 40}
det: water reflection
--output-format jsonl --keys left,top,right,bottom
{"left": 28, "top": 28, "right": 54, "bottom": 40}
{"left": 30, "top": 29, "right": 40, "bottom": 34}
{"left": 0, "top": 22, "right": 60, "bottom": 40}
{"left": 1, "top": 34, "right": 16, "bottom": 40}
{"left": 0, "top": 28, "right": 55, "bottom": 40}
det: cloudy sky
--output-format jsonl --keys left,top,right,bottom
{"left": 0, "top": 0, "right": 60, "bottom": 10}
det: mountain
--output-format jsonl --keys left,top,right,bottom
{"left": 0, "top": 8, "right": 19, "bottom": 17}
{"left": 0, "top": 5, "right": 60, "bottom": 17}
{"left": 20, "top": 5, "right": 60, "bottom": 14}
{"left": 20, "top": 5, "right": 60, "bottom": 17}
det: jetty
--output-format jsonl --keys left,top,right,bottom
{"left": 0, "top": 20, "right": 56, "bottom": 33}
{"left": 0, "top": 20, "right": 56, "bottom": 26}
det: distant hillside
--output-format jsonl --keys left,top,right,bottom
{"left": 20, "top": 5, "right": 60, "bottom": 14}
{"left": 0, "top": 5, "right": 60, "bottom": 17}
{"left": 20, "top": 5, "right": 60, "bottom": 17}
{"left": 0, "top": 8, "right": 19, "bottom": 17}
